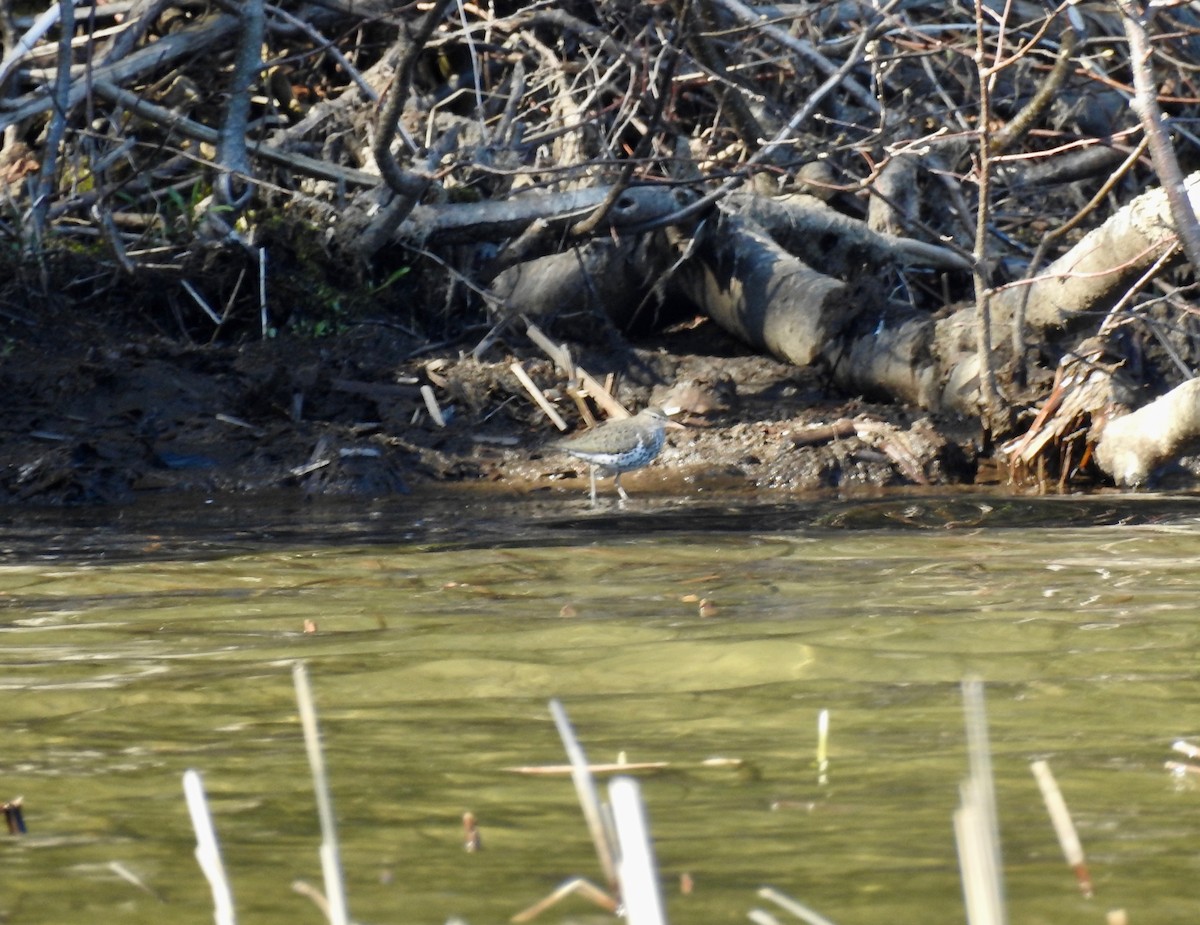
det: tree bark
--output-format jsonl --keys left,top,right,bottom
{"left": 1095, "top": 378, "right": 1200, "bottom": 486}
{"left": 670, "top": 212, "right": 855, "bottom": 367}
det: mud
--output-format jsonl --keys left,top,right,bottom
{"left": 0, "top": 307, "right": 982, "bottom": 506}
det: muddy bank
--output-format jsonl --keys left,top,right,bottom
{"left": 0, "top": 308, "right": 982, "bottom": 506}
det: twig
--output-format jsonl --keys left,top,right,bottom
{"left": 524, "top": 321, "right": 573, "bottom": 375}
{"left": 575, "top": 368, "right": 630, "bottom": 420}
{"left": 971, "top": 0, "right": 1003, "bottom": 437}
{"left": 0, "top": 3, "right": 63, "bottom": 88}
{"left": 215, "top": 413, "right": 265, "bottom": 437}
{"left": 92, "top": 203, "right": 136, "bottom": 274}
{"left": 214, "top": 0, "right": 263, "bottom": 209}
{"left": 0, "top": 13, "right": 240, "bottom": 132}
{"left": 522, "top": 321, "right": 630, "bottom": 418}
{"left": 510, "top": 361, "right": 569, "bottom": 431}
{"left": 1120, "top": 2, "right": 1200, "bottom": 272}
{"left": 182, "top": 280, "right": 222, "bottom": 326}
{"left": 264, "top": 2, "right": 378, "bottom": 103}
{"left": 991, "top": 18, "right": 1077, "bottom": 155}
{"left": 258, "top": 247, "right": 268, "bottom": 338}
{"left": 182, "top": 769, "right": 237, "bottom": 925}
{"left": 1012, "top": 136, "right": 1150, "bottom": 379}
{"left": 571, "top": 31, "right": 680, "bottom": 238}
{"left": 689, "top": 0, "right": 764, "bottom": 154}
{"left": 621, "top": 1, "right": 900, "bottom": 236}
{"left": 420, "top": 383, "right": 446, "bottom": 427}
{"left": 711, "top": 0, "right": 879, "bottom": 115}
{"left": 28, "top": 0, "right": 75, "bottom": 243}
{"left": 90, "top": 80, "right": 380, "bottom": 188}
{"left": 511, "top": 876, "right": 617, "bottom": 923}
{"left": 293, "top": 662, "right": 350, "bottom": 925}
{"left": 369, "top": 0, "right": 454, "bottom": 207}
{"left": 290, "top": 458, "right": 332, "bottom": 478}
{"left": 101, "top": 0, "right": 174, "bottom": 66}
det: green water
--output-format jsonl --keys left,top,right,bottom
{"left": 4, "top": 494, "right": 1200, "bottom": 924}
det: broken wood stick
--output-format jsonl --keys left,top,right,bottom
{"left": 510, "top": 361, "right": 569, "bottom": 431}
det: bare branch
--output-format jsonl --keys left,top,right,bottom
{"left": 1119, "top": 1, "right": 1200, "bottom": 272}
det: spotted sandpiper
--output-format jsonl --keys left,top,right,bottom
{"left": 552, "top": 407, "right": 679, "bottom": 506}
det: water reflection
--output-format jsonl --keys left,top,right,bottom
{"left": 3, "top": 494, "right": 1200, "bottom": 924}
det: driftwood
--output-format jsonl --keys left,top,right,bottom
{"left": 669, "top": 212, "right": 854, "bottom": 367}
{"left": 989, "top": 169, "right": 1200, "bottom": 484}
{"left": 728, "top": 191, "right": 971, "bottom": 275}
{"left": 404, "top": 186, "right": 698, "bottom": 249}
{"left": 492, "top": 238, "right": 666, "bottom": 327}
{"left": 990, "top": 173, "right": 1195, "bottom": 340}
{"left": 6, "top": 0, "right": 1200, "bottom": 491}
{"left": 834, "top": 313, "right": 943, "bottom": 409}
{"left": 1095, "top": 378, "right": 1200, "bottom": 486}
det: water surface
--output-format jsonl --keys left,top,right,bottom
{"left": 3, "top": 493, "right": 1200, "bottom": 925}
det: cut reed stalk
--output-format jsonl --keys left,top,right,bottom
{"left": 758, "top": 886, "right": 841, "bottom": 925}
{"left": 1030, "top": 759, "right": 1093, "bottom": 897}
{"left": 609, "top": 776, "right": 666, "bottom": 925}
{"left": 956, "top": 679, "right": 1006, "bottom": 925}
{"left": 182, "top": 769, "right": 237, "bottom": 925}
{"left": 294, "top": 661, "right": 350, "bottom": 925}
{"left": 549, "top": 698, "right": 619, "bottom": 891}
{"left": 961, "top": 679, "right": 1003, "bottom": 887}
{"left": 510, "top": 876, "right": 618, "bottom": 923}
{"left": 955, "top": 779, "right": 1004, "bottom": 925}
{"left": 816, "top": 708, "right": 829, "bottom": 785}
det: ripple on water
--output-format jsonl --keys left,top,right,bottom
{"left": 3, "top": 497, "right": 1200, "bottom": 925}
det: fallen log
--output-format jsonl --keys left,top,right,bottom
{"left": 991, "top": 169, "right": 1200, "bottom": 339}
{"left": 397, "top": 184, "right": 698, "bottom": 247}
{"left": 491, "top": 238, "right": 664, "bottom": 328}
{"left": 829, "top": 312, "right": 942, "bottom": 409}
{"left": 1094, "top": 378, "right": 1200, "bottom": 486}
{"left": 670, "top": 212, "right": 855, "bottom": 367}
{"left": 728, "top": 190, "right": 971, "bottom": 275}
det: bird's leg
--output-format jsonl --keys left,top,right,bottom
{"left": 614, "top": 473, "right": 630, "bottom": 503}
{"left": 588, "top": 465, "right": 598, "bottom": 507}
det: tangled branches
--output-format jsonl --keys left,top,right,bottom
{"left": 6, "top": 1, "right": 1200, "bottom": 484}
